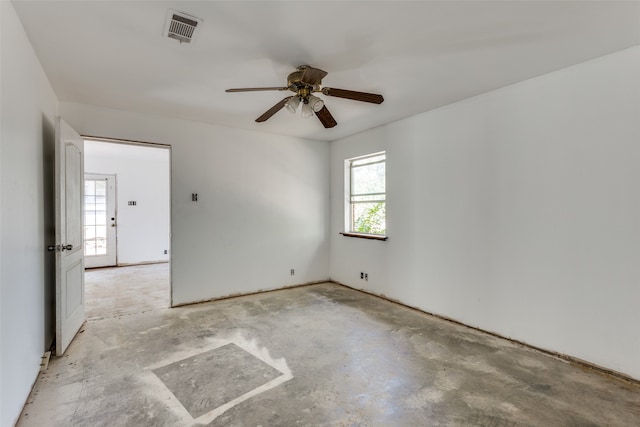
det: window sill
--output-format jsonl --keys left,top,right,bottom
{"left": 340, "top": 232, "right": 388, "bottom": 241}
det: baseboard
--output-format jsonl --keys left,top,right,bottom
{"left": 39, "top": 351, "right": 51, "bottom": 372}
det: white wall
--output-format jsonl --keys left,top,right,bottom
{"left": 85, "top": 141, "right": 170, "bottom": 265}
{"left": 3, "top": 3, "right": 636, "bottom": 424}
{"left": 60, "top": 102, "right": 331, "bottom": 305}
{"left": 331, "top": 45, "right": 640, "bottom": 380}
{"left": 0, "top": 2, "right": 59, "bottom": 425}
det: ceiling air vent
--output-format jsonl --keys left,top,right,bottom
{"left": 164, "top": 10, "right": 201, "bottom": 44}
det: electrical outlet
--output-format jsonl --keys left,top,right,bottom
{"left": 365, "top": 273, "right": 368, "bottom": 281}
{"left": 290, "top": 269, "right": 295, "bottom": 276}
{"left": 360, "top": 272, "right": 364, "bottom": 279}
{"left": 164, "top": 250, "right": 168, "bottom": 254}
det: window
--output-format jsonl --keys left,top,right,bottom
{"left": 345, "top": 152, "right": 386, "bottom": 238}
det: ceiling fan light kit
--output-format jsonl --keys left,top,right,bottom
{"left": 284, "top": 94, "right": 324, "bottom": 117}
{"left": 301, "top": 102, "right": 314, "bottom": 118}
{"left": 284, "top": 96, "right": 301, "bottom": 114}
{"left": 308, "top": 94, "right": 324, "bottom": 112}
{"left": 225, "top": 65, "right": 384, "bottom": 128}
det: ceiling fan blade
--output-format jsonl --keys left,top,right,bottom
{"left": 226, "top": 87, "right": 289, "bottom": 93}
{"left": 256, "top": 96, "right": 293, "bottom": 122}
{"left": 300, "top": 67, "right": 328, "bottom": 86}
{"left": 322, "top": 87, "right": 384, "bottom": 104}
{"left": 315, "top": 106, "right": 337, "bottom": 128}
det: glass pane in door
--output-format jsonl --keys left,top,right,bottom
{"left": 84, "top": 178, "right": 108, "bottom": 256}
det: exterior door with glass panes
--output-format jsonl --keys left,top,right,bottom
{"left": 84, "top": 174, "right": 117, "bottom": 268}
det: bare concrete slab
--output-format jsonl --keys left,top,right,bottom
{"left": 84, "top": 263, "right": 169, "bottom": 319}
{"left": 153, "top": 343, "right": 283, "bottom": 418}
{"left": 18, "top": 282, "right": 640, "bottom": 426}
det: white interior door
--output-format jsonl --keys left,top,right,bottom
{"left": 84, "top": 174, "right": 117, "bottom": 268}
{"left": 54, "top": 117, "right": 85, "bottom": 356}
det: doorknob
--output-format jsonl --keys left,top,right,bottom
{"left": 47, "top": 244, "right": 71, "bottom": 252}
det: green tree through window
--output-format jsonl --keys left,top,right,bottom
{"left": 347, "top": 152, "right": 386, "bottom": 235}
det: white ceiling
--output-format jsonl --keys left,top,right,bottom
{"left": 13, "top": 1, "right": 640, "bottom": 142}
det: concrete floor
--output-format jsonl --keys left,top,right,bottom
{"left": 18, "top": 270, "right": 640, "bottom": 426}
{"left": 84, "top": 263, "right": 169, "bottom": 319}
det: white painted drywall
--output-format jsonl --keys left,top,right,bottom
{"left": 331, "top": 45, "right": 640, "bottom": 380}
{"left": 60, "top": 102, "right": 331, "bottom": 306}
{"left": 84, "top": 141, "right": 170, "bottom": 266}
{"left": 0, "top": 2, "right": 59, "bottom": 425}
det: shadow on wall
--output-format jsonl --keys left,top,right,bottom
{"left": 42, "top": 113, "right": 56, "bottom": 350}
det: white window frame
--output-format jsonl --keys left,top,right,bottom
{"left": 343, "top": 151, "right": 387, "bottom": 240}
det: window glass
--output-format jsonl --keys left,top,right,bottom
{"left": 347, "top": 152, "right": 386, "bottom": 236}
{"left": 84, "top": 178, "right": 109, "bottom": 256}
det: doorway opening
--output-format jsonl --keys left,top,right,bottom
{"left": 83, "top": 137, "right": 171, "bottom": 319}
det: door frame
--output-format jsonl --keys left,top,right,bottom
{"left": 83, "top": 136, "right": 173, "bottom": 307}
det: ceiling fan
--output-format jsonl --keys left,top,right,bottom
{"left": 225, "top": 65, "right": 384, "bottom": 128}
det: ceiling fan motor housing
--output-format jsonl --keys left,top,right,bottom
{"left": 287, "top": 71, "right": 320, "bottom": 93}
